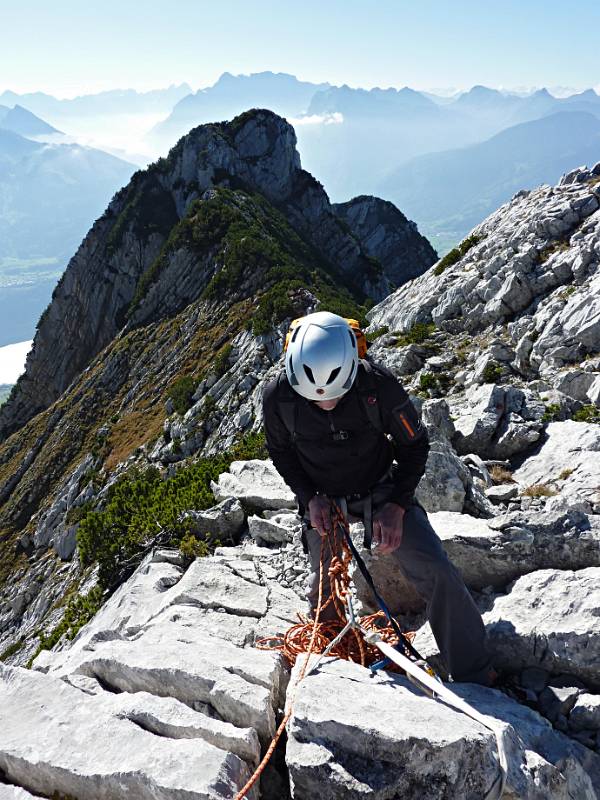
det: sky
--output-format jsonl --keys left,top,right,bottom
{"left": 1, "top": 0, "right": 599, "bottom": 97}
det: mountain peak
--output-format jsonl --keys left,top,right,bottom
{"left": 0, "top": 108, "right": 409, "bottom": 441}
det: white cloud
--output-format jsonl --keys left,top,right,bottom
{"left": 0, "top": 340, "right": 33, "bottom": 384}
{"left": 286, "top": 112, "right": 344, "bottom": 126}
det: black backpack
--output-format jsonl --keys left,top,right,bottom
{"left": 275, "top": 358, "right": 384, "bottom": 443}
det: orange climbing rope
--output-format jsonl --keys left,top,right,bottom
{"left": 234, "top": 502, "right": 414, "bottom": 800}
{"left": 258, "top": 502, "right": 410, "bottom": 668}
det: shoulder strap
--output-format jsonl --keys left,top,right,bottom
{"left": 276, "top": 372, "right": 298, "bottom": 442}
{"left": 355, "top": 359, "right": 384, "bottom": 433}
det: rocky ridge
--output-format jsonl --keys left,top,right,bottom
{"left": 0, "top": 108, "right": 431, "bottom": 442}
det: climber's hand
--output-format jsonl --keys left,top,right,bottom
{"left": 308, "top": 495, "right": 332, "bottom": 537}
{"left": 372, "top": 503, "right": 405, "bottom": 554}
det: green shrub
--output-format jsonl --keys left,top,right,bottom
{"left": 418, "top": 371, "right": 453, "bottom": 398}
{"left": 433, "top": 234, "right": 481, "bottom": 276}
{"left": 76, "top": 431, "right": 267, "bottom": 591}
{"left": 65, "top": 500, "right": 94, "bottom": 526}
{"left": 0, "top": 636, "right": 25, "bottom": 662}
{"left": 367, "top": 325, "right": 389, "bottom": 342}
{"left": 168, "top": 375, "right": 198, "bottom": 415}
{"left": 394, "top": 322, "right": 436, "bottom": 346}
{"left": 419, "top": 373, "right": 437, "bottom": 392}
{"left": 542, "top": 403, "right": 562, "bottom": 423}
{"left": 213, "top": 344, "right": 233, "bottom": 379}
{"left": 27, "top": 585, "right": 104, "bottom": 666}
{"left": 482, "top": 362, "right": 503, "bottom": 383}
{"left": 572, "top": 404, "right": 600, "bottom": 423}
{"left": 178, "top": 531, "right": 212, "bottom": 560}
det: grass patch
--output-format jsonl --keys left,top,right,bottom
{"left": 558, "top": 285, "right": 577, "bottom": 300}
{"left": 558, "top": 468, "right": 574, "bottom": 480}
{"left": 490, "top": 465, "right": 514, "bottom": 484}
{"left": 538, "top": 239, "right": 570, "bottom": 264}
{"left": 433, "top": 234, "right": 481, "bottom": 276}
{"left": 522, "top": 484, "right": 558, "bottom": 498}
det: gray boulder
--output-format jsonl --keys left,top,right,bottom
{"left": 180, "top": 496, "right": 245, "bottom": 539}
{"left": 416, "top": 440, "right": 471, "bottom": 513}
{"left": 285, "top": 656, "right": 600, "bottom": 799}
{"left": 485, "top": 483, "right": 518, "bottom": 503}
{"left": 484, "top": 567, "right": 600, "bottom": 687}
{"left": 248, "top": 511, "right": 301, "bottom": 544}
{"left": 513, "top": 421, "right": 600, "bottom": 511}
{"left": 211, "top": 459, "right": 297, "bottom": 510}
{"left": 0, "top": 665, "right": 257, "bottom": 800}
{"left": 433, "top": 508, "right": 600, "bottom": 590}
{"left": 570, "top": 694, "right": 600, "bottom": 732}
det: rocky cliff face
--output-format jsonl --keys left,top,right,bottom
{"left": 1, "top": 115, "right": 600, "bottom": 798}
{"left": 333, "top": 194, "right": 438, "bottom": 285}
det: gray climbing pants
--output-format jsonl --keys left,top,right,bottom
{"left": 302, "top": 494, "right": 493, "bottom": 685}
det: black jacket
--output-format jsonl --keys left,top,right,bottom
{"left": 262, "top": 360, "right": 430, "bottom": 511}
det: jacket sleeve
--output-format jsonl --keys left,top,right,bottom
{"left": 262, "top": 378, "right": 316, "bottom": 510}
{"left": 377, "top": 368, "right": 430, "bottom": 509}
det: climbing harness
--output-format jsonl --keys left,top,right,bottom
{"left": 237, "top": 501, "right": 508, "bottom": 800}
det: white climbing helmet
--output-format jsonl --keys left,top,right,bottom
{"left": 285, "top": 311, "right": 359, "bottom": 401}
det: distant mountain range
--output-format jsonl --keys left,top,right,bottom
{"left": 294, "top": 84, "right": 600, "bottom": 204}
{"left": 0, "top": 104, "right": 60, "bottom": 137}
{"left": 0, "top": 127, "right": 135, "bottom": 345}
{"left": 146, "top": 71, "right": 330, "bottom": 145}
{"left": 0, "top": 128, "right": 135, "bottom": 260}
{"left": 378, "top": 111, "right": 600, "bottom": 243}
{"left": 0, "top": 84, "right": 191, "bottom": 120}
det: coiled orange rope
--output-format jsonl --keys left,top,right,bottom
{"left": 234, "top": 503, "right": 414, "bottom": 799}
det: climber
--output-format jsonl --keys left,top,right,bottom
{"left": 262, "top": 311, "right": 497, "bottom": 686}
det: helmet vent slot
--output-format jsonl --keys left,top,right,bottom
{"left": 349, "top": 330, "right": 356, "bottom": 348}
{"left": 326, "top": 367, "right": 341, "bottom": 385}
{"left": 303, "top": 364, "right": 316, "bottom": 383}
{"left": 342, "top": 361, "right": 356, "bottom": 390}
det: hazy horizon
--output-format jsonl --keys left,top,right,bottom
{"left": 1, "top": 78, "right": 598, "bottom": 103}
{"left": 2, "top": 0, "right": 598, "bottom": 98}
